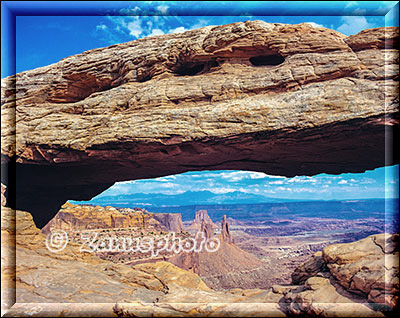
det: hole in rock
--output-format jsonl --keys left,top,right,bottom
{"left": 174, "top": 60, "right": 219, "bottom": 76}
{"left": 249, "top": 54, "right": 285, "bottom": 66}
{"left": 54, "top": 166, "right": 398, "bottom": 292}
{"left": 174, "top": 63, "right": 205, "bottom": 76}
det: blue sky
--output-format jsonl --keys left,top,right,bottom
{"left": 95, "top": 166, "right": 399, "bottom": 201}
{"left": 12, "top": 1, "right": 398, "bottom": 74}
{"left": 8, "top": 1, "right": 399, "bottom": 201}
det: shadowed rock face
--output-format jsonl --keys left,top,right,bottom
{"left": 221, "top": 215, "right": 234, "bottom": 244}
{"left": 1, "top": 21, "right": 398, "bottom": 227}
{"left": 187, "top": 210, "right": 218, "bottom": 231}
{"left": 151, "top": 212, "right": 184, "bottom": 232}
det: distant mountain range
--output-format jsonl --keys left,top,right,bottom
{"left": 72, "top": 190, "right": 302, "bottom": 207}
{"left": 70, "top": 193, "right": 398, "bottom": 229}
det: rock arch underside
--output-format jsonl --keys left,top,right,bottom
{"left": 1, "top": 21, "right": 399, "bottom": 228}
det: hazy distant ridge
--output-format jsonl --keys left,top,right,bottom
{"left": 73, "top": 190, "right": 308, "bottom": 207}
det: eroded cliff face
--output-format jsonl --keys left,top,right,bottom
{"left": 41, "top": 202, "right": 164, "bottom": 234}
{"left": 151, "top": 212, "right": 184, "bottom": 232}
{"left": 1, "top": 22, "right": 398, "bottom": 227}
{"left": 187, "top": 210, "right": 218, "bottom": 231}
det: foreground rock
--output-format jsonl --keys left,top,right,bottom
{"left": 323, "top": 234, "right": 399, "bottom": 309}
{"left": 281, "top": 277, "right": 385, "bottom": 317}
{"left": 1, "top": 207, "right": 285, "bottom": 316}
{"left": 288, "top": 233, "right": 399, "bottom": 314}
{"left": 3, "top": 208, "right": 205, "bottom": 302}
{"left": 1, "top": 22, "right": 398, "bottom": 227}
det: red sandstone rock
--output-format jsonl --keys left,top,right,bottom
{"left": 1, "top": 183, "right": 6, "bottom": 207}
{"left": 220, "top": 215, "right": 234, "bottom": 244}
{"left": 200, "top": 219, "right": 215, "bottom": 240}
{"left": 41, "top": 202, "right": 163, "bottom": 234}
{"left": 151, "top": 212, "right": 184, "bottom": 233}
{"left": 187, "top": 210, "right": 218, "bottom": 231}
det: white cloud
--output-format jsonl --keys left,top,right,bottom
{"left": 191, "top": 18, "right": 210, "bottom": 29}
{"left": 209, "top": 187, "right": 236, "bottom": 194}
{"left": 338, "top": 180, "right": 348, "bottom": 184}
{"left": 169, "top": 26, "right": 187, "bottom": 33}
{"left": 375, "top": 4, "right": 395, "bottom": 15}
{"left": 292, "top": 188, "right": 323, "bottom": 193}
{"left": 119, "top": 6, "right": 141, "bottom": 15}
{"left": 337, "top": 16, "right": 373, "bottom": 35}
{"left": 156, "top": 5, "right": 169, "bottom": 15}
{"left": 119, "top": 180, "right": 137, "bottom": 185}
{"left": 219, "top": 171, "right": 246, "bottom": 181}
{"left": 248, "top": 172, "right": 267, "bottom": 179}
{"left": 96, "top": 24, "right": 107, "bottom": 31}
{"left": 287, "top": 176, "right": 317, "bottom": 183}
{"left": 160, "top": 189, "right": 186, "bottom": 195}
{"left": 155, "top": 175, "right": 176, "bottom": 182}
{"left": 219, "top": 171, "right": 268, "bottom": 182}
{"left": 352, "top": 8, "right": 367, "bottom": 15}
{"left": 126, "top": 19, "right": 143, "bottom": 37}
{"left": 304, "top": 22, "right": 325, "bottom": 28}
{"left": 266, "top": 175, "right": 287, "bottom": 179}
{"left": 360, "top": 178, "right": 376, "bottom": 184}
{"left": 269, "top": 180, "right": 285, "bottom": 185}
{"left": 275, "top": 187, "right": 292, "bottom": 192}
{"left": 154, "top": 182, "right": 178, "bottom": 188}
{"left": 345, "top": 1, "right": 358, "bottom": 8}
{"left": 149, "top": 28, "right": 164, "bottom": 36}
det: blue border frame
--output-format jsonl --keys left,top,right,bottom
{"left": 0, "top": 1, "right": 398, "bottom": 315}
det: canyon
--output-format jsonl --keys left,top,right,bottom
{"left": 1, "top": 204, "right": 398, "bottom": 316}
{"left": 169, "top": 212, "right": 266, "bottom": 290}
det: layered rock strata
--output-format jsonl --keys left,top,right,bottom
{"left": 41, "top": 202, "right": 163, "bottom": 234}
{"left": 1, "top": 22, "right": 398, "bottom": 227}
{"left": 289, "top": 233, "right": 399, "bottom": 313}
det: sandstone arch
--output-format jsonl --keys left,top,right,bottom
{"left": 1, "top": 22, "right": 398, "bottom": 227}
